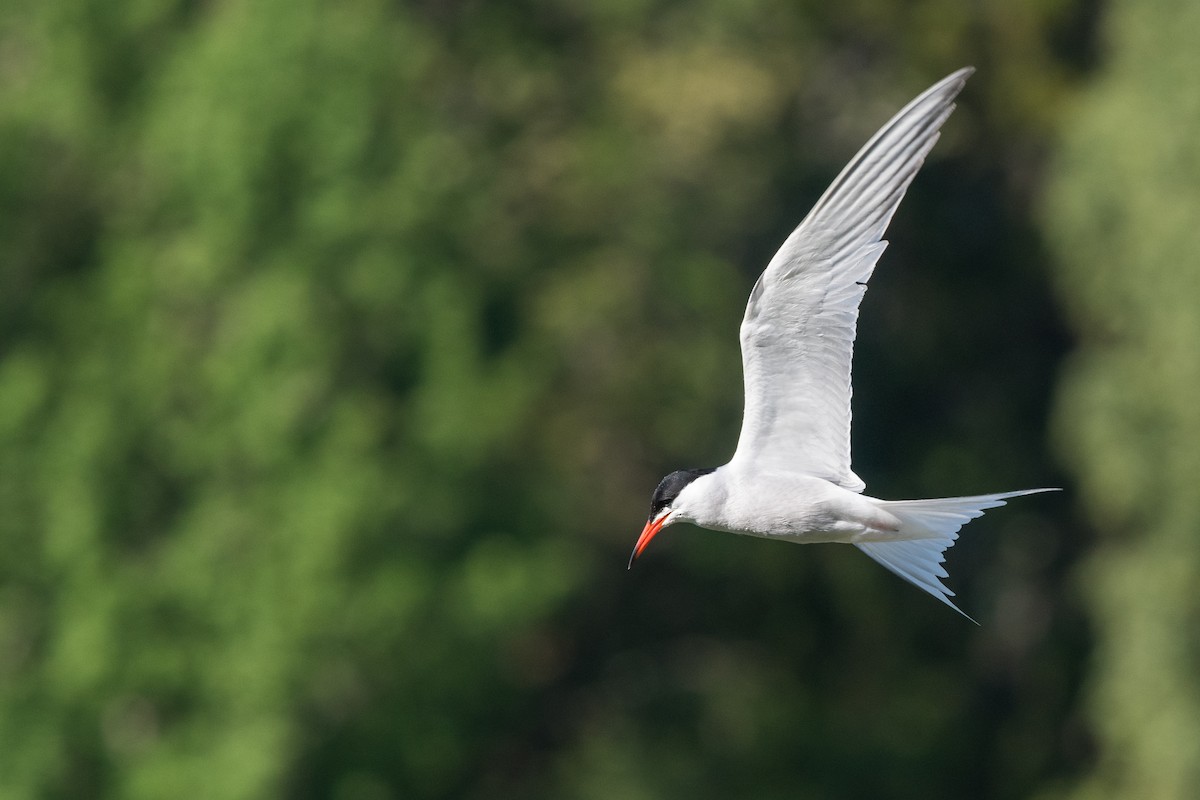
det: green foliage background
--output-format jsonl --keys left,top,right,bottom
{"left": 1047, "top": 0, "right": 1200, "bottom": 797}
{"left": 0, "top": 0, "right": 1193, "bottom": 798}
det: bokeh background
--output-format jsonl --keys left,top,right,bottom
{"left": 1, "top": 0, "right": 1198, "bottom": 797}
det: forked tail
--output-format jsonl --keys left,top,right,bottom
{"left": 858, "top": 488, "right": 1060, "bottom": 622}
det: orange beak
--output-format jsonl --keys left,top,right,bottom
{"left": 628, "top": 512, "right": 669, "bottom": 569}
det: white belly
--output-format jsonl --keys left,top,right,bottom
{"left": 690, "top": 470, "right": 902, "bottom": 544}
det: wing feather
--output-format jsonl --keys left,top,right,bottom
{"left": 731, "top": 68, "right": 973, "bottom": 490}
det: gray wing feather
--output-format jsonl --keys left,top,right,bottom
{"left": 731, "top": 68, "right": 973, "bottom": 490}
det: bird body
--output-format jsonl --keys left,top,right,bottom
{"left": 628, "top": 68, "right": 1058, "bottom": 619}
{"left": 670, "top": 469, "right": 895, "bottom": 543}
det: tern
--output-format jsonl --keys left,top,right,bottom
{"left": 627, "top": 68, "right": 1057, "bottom": 619}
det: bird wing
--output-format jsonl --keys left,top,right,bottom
{"left": 730, "top": 68, "right": 973, "bottom": 491}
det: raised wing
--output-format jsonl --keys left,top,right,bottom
{"left": 730, "top": 68, "right": 973, "bottom": 490}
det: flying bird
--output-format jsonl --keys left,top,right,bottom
{"left": 627, "top": 68, "right": 1057, "bottom": 619}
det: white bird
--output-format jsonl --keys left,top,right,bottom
{"left": 627, "top": 68, "right": 1057, "bottom": 620}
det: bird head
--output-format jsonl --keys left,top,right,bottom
{"left": 628, "top": 467, "right": 715, "bottom": 568}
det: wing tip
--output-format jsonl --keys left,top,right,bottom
{"left": 922, "top": 66, "right": 974, "bottom": 109}
{"left": 943, "top": 66, "right": 975, "bottom": 89}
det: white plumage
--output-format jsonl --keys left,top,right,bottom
{"left": 630, "top": 69, "right": 1058, "bottom": 620}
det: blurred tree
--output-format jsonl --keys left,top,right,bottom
{"left": 1047, "top": 0, "right": 1200, "bottom": 798}
{"left": 0, "top": 0, "right": 1089, "bottom": 798}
